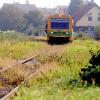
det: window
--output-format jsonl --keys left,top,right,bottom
{"left": 51, "top": 22, "right": 69, "bottom": 29}
{"left": 88, "top": 17, "right": 92, "bottom": 21}
{"left": 97, "top": 13, "right": 100, "bottom": 21}
{"left": 98, "top": 13, "right": 100, "bottom": 15}
{"left": 97, "top": 17, "right": 100, "bottom": 21}
{"left": 51, "top": 18, "right": 69, "bottom": 29}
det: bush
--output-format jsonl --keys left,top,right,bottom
{"left": 80, "top": 50, "right": 100, "bottom": 85}
{"left": 94, "top": 26, "right": 100, "bottom": 40}
{"left": 74, "top": 32, "right": 93, "bottom": 40}
{"left": 0, "top": 31, "right": 26, "bottom": 41}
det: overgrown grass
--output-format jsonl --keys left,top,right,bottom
{"left": 0, "top": 32, "right": 45, "bottom": 97}
{"left": 0, "top": 41, "right": 43, "bottom": 60}
{"left": 13, "top": 86, "right": 100, "bottom": 100}
{"left": 0, "top": 31, "right": 44, "bottom": 60}
{"left": 0, "top": 31, "right": 26, "bottom": 41}
{"left": 12, "top": 40, "right": 100, "bottom": 100}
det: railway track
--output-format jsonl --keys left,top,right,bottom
{"left": 0, "top": 53, "right": 41, "bottom": 100}
{"left": 0, "top": 54, "right": 40, "bottom": 73}
{"left": 0, "top": 43, "right": 68, "bottom": 100}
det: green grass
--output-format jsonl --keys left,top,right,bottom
{"left": 0, "top": 32, "right": 45, "bottom": 92}
{"left": 11, "top": 40, "right": 100, "bottom": 100}
{"left": 13, "top": 86, "right": 100, "bottom": 100}
{"left": 0, "top": 41, "right": 43, "bottom": 60}
{"left": 0, "top": 31, "right": 26, "bottom": 42}
{"left": 0, "top": 31, "right": 44, "bottom": 60}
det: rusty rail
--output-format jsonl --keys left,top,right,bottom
{"left": 0, "top": 53, "right": 41, "bottom": 100}
{"left": 0, "top": 54, "right": 40, "bottom": 73}
{"left": 1, "top": 67, "right": 40, "bottom": 100}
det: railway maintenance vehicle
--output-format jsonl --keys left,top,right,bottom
{"left": 45, "top": 14, "right": 74, "bottom": 43}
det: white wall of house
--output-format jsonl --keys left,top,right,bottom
{"left": 76, "top": 6, "right": 100, "bottom": 27}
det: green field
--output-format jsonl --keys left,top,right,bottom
{"left": 0, "top": 41, "right": 43, "bottom": 59}
{"left": 0, "top": 32, "right": 44, "bottom": 59}
{"left": 12, "top": 40, "right": 100, "bottom": 100}
{"left": 0, "top": 32, "right": 45, "bottom": 67}
{"left": 0, "top": 32, "right": 46, "bottom": 92}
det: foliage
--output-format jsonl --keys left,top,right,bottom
{"left": 0, "top": 4, "right": 26, "bottom": 32}
{"left": 80, "top": 50, "right": 100, "bottom": 85}
{"left": 0, "top": 31, "right": 26, "bottom": 41}
{"left": 12, "top": 40, "right": 100, "bottom": 100}
{"left": 24, "top": 10, "right": 45, "bottom": 35}
{"left": 0, "top": 34, "right": 44, "bottom": 97}
{"left": 0, "top": 32, "right": 44, "bottom": 60}
{"left": 74, "top": 32, "right": 94, "bottom": 40}
{"left": 0, "top": 41, "right": 43, "bottom": 60}
{"left": 0, "top": 4, "right": 46, "bottom": 35}
{"left": 13, "top": 86, "right": 100, "bottom": 100}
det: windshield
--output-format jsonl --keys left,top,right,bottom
{"left": 51, "top": 18, "right": 69, "bottom": 29}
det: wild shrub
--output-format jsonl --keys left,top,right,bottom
{"left": 80, "top": 50, "right": 100, "bottom": 85}
{"left": 74, "top": 32, "right": 92, "bottom": 40}
{"left": 0, "top": 31, "right": 26, "bottom": 42}
{"left": 94, "top": 26, "right": 100, "bottom": 40}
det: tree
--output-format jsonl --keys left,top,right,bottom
{"left": 68, "top": 0, "right": 84, "bottom": 16}
{"left": 0, "top": 4, "right": 46, "bottom": 35}
{"left": 0, "top": 4, "right": 27, "bottom": 32}
{"left": 24, "top": 9, "right": 45, "bottom": 35}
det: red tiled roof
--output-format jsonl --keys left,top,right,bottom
{"left": 74, "top": 3, "right": 99, "bottom": 22}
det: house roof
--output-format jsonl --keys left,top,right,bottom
{"left": 74, "top": 3, "right": 100, "bottom": 22}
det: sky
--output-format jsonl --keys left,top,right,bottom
{"left": 0, "top": 0, "right": 100, "bottom": 8}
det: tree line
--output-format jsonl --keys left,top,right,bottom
{"left": 0, "top": 0, "right": 94, "bottom": 35}
{"left": 0, "top": 4, "right": 46, "bottom": 35}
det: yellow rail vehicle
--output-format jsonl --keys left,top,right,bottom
{"left": 46, "top": 15, "right": 74, "bottom": 43}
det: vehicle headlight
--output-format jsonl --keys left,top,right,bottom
{"left": 66, "top": 32, "right": 69, "bottom": 34}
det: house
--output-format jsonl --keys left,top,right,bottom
{"left": 74, "top": 2, "right": 100, "bottom": 33}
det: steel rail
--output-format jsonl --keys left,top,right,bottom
{"left": 0, "top": 53, "right": 41, "bottom": 100}
{"left": 0, "top": 54, "right": 40, "bottom": 73}
{"left": 1, "top": 66, "right": 40, "bottom": 100}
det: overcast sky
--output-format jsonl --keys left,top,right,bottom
{"left": 0, "top": 0, "right": 100, "bottom": 8}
